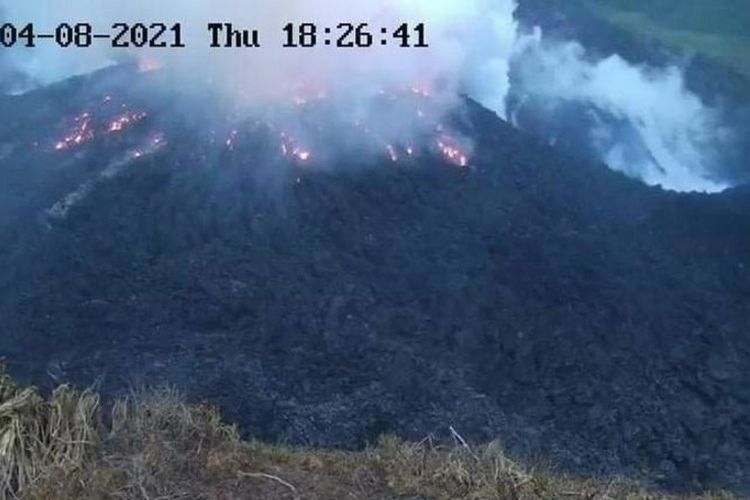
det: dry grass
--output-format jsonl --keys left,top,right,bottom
{"left": 0, "top": 367, "right": 737, "bottom": 499}
{"left": 0, "top": 366, "right": 100, "bottom": 497}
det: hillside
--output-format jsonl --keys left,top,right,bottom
{"left": 0, "top": 372, "right": 736, "bottom": 499}
{"left": 582, "top": 0, "right": 750, "bottom": 79}
{"left": 588, "top": 0, "right": 750, "bottom": 37}
{"left": 1, "top": 66, "right": 749, "bottom": 494}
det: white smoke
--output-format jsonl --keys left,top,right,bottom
{"left": 0, "top": 0, "right": 516, "bottom": 107}
{"left": 0, "top": 0, "right": 737, "bottom": 192}
{"left": 507, "top": 28, "right": 732, "bottom": 193}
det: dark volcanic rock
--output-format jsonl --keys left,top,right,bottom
{"left": 1, "top": 68, "right": 750, "bottom": 494}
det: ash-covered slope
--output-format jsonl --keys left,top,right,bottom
{"left": 1, "top": 67, "right": 750, "bottom": 493}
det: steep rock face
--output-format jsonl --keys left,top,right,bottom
{"left": 1, "top": 70, "right": 749, "bottom": 492}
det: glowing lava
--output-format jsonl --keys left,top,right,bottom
{"left": 296, "top": 149, "right": 311, "bottom": 161}
{"left": 125, "top": 133, "right": 168, "bottom": 162}
{"left": 53, "top": 101, "right": 153, "bottom": 153}
{"left": 436, "top": 136, "right": 470, "bottom": 168}
{"left": 138, "top": 57, "right": 163, "bottom": 73}
{"left": 108, "top": 111, "right": 148, "bottom": 133}
{"left": 280, "top": 132, "right": 312, "bottom": 163}
{"left": 54, "top": 112, "right": 93, "bottom": 151}
{"left": 225, "top": 129, "right": 239, "bottom": 150}
{"left": 385, "top": 144, "right": 398, "bottom": 163}
{"left": 410, "top": 86, "right": 431, "bottom": 98}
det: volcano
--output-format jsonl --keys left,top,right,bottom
{"left": 1, "top": 65, "right": 750, "bottom": 493}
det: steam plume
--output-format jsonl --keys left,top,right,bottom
{"left": 506, "top": 29, "right": 734, "bottom": 193}
{"left": 0, "top": 0, "right": 740, "bottom": 192}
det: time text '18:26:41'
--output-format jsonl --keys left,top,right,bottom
{"left": 282, "top": 23, "right": 428, "bottom": 48}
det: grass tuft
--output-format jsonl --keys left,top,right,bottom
{"left": 0, "top": 366, "right": 100, "bottom": 497}
{"left": 0, "top": 366, "right": 739, "bottom": 499}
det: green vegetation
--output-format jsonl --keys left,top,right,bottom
{"left": 0, "top": 368, "right": 737, "bottom": 499}
{"left": 583, "top": 0, "right": 750, "bottom": 78}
